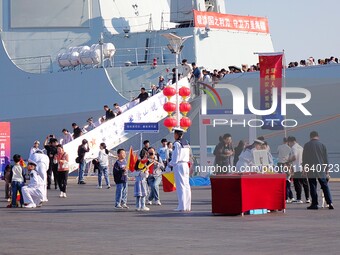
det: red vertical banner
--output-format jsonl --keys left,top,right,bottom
{"left": 0, "top": 122, "right": 11, "bottom": 178}
{"left": 259, "top": 54, "right": 284, "bottom": 130}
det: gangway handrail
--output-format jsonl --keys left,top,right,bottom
{"left": 64, "top": 77, "right": 190, "bottom": 173}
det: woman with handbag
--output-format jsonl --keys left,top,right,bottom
{"left": 55, "top": 144, "right": 69, "bottom": 198}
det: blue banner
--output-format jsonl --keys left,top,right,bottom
{"left": 124, "top": 122, "right": 159, "bottom": 132}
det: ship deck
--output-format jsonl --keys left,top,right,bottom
{"left": 1, "top": 177, "right": 339, "bottom": 255}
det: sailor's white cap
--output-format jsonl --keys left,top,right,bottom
{"left": 253, "top": 139, "right": 265, "bottom": 145}
{"left": 27, "top": 159, "right": 37, "bottom": 166}
{"left": 172, "top": 127, "right": 185, "bottom": 132}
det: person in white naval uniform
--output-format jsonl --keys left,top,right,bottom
{"left": 236, "top": 139, "right": 265, "bottom": 172}
{"left": 168, "top": 128, "right": 191, "bottom": 212}
{"left": 29, "top": 150, "right": 49, "bottom": 202}
{"left": 22, "top": 160, "right": 45, "bottom": 208}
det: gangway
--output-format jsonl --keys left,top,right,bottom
{"left": 64, "top": 78, "right": 190, "bottom": 173}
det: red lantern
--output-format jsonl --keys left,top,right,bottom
{"left": 163, "top": 86, "right": 176, "bottom": 100}
{"left": 180, "top": 117, "right": 192, "bottom": 131}
{"left": 164, "top": 117, "right": 177, "bottom": 131}
{"left": 179, "top": 102, "right": 191, "bottom": 116}
{"left": 179, "top": 86, "right": 191, "bottom": 100}
{"left": 163, "top": 102, "right": 176, "bottom": 116}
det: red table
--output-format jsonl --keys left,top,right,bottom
{"left": 210, "top": 173, "right": 286, "bottom": 215}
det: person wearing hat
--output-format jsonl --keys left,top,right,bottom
{"left": 85, "top": 117, "right": 96, "bottom": 132}
{"left": 29, "top": 140, "right": 41, "bottom": 158}
{"left": 158, "top": 76, "right": 166, "bottom": 90}
{"left": 167, "top": 128, "right": 192, "bottom": 212}
{"left": 77, "top": 139, "right": 90, "bottom": 184}
{"left": 29, "top": 150, "right": 49, "bottom": 202}
{"left": 236, "top": 139, "right": 265, "bottom": 172}
{"left": 21, "top": 160, "right": 44, "bottom": 208}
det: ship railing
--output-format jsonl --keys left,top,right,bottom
{"left": 11, "top": 55, "right": 53, "bottom": 74}
{"left": 112, "top": 46, "right": 177, "bottom": 67}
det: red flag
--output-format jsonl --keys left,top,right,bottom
{"left": 148, "top": 163, "right": 154, "bottom": 175}
{"left": 127, "top": 146, "right": 137, "bottom": 172}
{"left": 259, "top": 53, "right": 284, "bottom": 130}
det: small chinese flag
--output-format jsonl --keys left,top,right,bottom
{"left": 127, "top": 146, "right": 137, "bottom": 172}
{"left": 148, "top": 163, "right": 154, "bottom": 175}
{"left": 19, "top": 158, "right": 26, "bottom": 168}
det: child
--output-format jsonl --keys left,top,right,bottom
{"left": 21, "top": 160, "right": 44, "bottom": 208}
{"left": 4, "top": 165, "right": 12, "bottom": 202}
{"left": 134, "top": 158, "right": 150, "bottom": 211}
{"left": 97, "top": 143, "right": 112, "bottom": 189}
{"left": 10, "top": 154, "right": 25, "bottom": 208}
{"left": 113, "top": 149, "right": 128, "bottom": 209}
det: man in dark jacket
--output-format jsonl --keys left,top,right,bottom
{"left": 44, "top": 137, "right": 58, "bottom": 189}
{"left": 77, "top": 139, "right": 89, "bottom": 184}
{"left": 72, "top": 123, "right": 82, "bottom": 139}
{"left": 213, "top": 133, "right": 234, "bottom": 174}
{"left": 104, "top": 105, "right": 115, "bottom": 121}
{"left": 132, "top": 87, "right": 149, "bottom": 103}
{"left": 302, "top": 131, "right": 334, "bottom": 210}
{"left": 140, "top": 140, "right": 150, "bottom": 158}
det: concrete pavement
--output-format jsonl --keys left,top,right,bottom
{"left": 0, "top": 177, "right": 339, "bottom": 255}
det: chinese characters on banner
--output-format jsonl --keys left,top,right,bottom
{"left": 0, "top": 122, "right": 11, "bottom": 178}
{"left": 259, "top": 54, "right": 284, "bottom": 130}
{"left": 193, "top": 10, "right": 269, "bottom": 34}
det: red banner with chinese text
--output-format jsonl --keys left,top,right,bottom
{"left": 193, "top": 10, "right": 269, "bottom": 34}
{"left": 0, "top": 122, "right": 11, "bottom": 178}
{"left": 259, "top": 54, "right": 283, "bottom": 130}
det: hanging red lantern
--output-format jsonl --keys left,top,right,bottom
{"left": 163, "top": 102, "right": 176, "bottom": 116}
{"left": 164, "top": 117, "right": 177, "bottom": 131}
{"left": 179, "top": 102, "right": 191, "bottom": 116}
{"left": 163, "top": 86, "right": 176, "bottom": 100}
{"left": 180, "top": 117, "right": 192, "bottom": 131}
{"left": 179, "top": 86, "right": 191, "bottom": 100}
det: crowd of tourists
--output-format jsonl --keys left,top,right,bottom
{"left": 3, "top": 127, "right": 192, "bottom": 212}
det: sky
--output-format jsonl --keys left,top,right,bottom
{"left": 227, "top": 0, "right": 340, "bottom": 63}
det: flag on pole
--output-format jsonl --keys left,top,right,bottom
{"left": 162, "top": 171, "right": 176, "bottom": 192}
{"left": 258, "top": 52, "right": 284, "bottom": 130}
{"left": 19, "top": 158, "right": 27, "bottom": 168}
{"left": 127, "top": 146, "right": 137, "bottom": 172}
{"left": 137, "top": 158, "right": 148, "bottom": 170}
